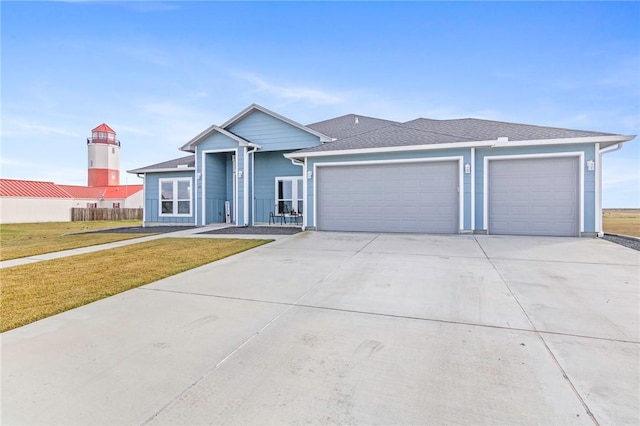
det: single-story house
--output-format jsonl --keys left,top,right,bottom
{"left": 128, "top": 104, "right": 635, "bottom": 237}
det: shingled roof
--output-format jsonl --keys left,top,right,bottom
{"left": 307, "top": 114, "right": 399, "bottom": 140}
{"left": 295, "top": 115, "right": 622, "bottom": 154}
{"left": 402, "top": 118, "right": 615, "bottom": 142}
{"left": 128, "top": 155, "right": 195, "bottom": 173}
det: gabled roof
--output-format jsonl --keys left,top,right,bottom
{"left": 0, "top": 179, "right": 73, "bottom": 198}
{"left": 289, "top": 115, "right": 635, "bottom": 157}
{"left": 221, "top": 103, "right": 332, "bottom": 142}
{"left": 180, "top": 125, "right": 259, "bottom": 152}
{"left": 128, "top": 155, "right": 195, "bottom": 174}
{"left": 402, "top": 118, "right": 615, "bottom": 142}
{"left": 307, "top": 114, "right": 399, "bottom": 140}
{"left": 92, "top": 123, "right": 115, "bottom": 134}
{"left": 59, "top": 185, "right": 143, "bottom": 199}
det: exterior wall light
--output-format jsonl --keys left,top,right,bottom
{"left": 586, "top": 160, "right": 595, "bottom": 171}
{"left": 464, "top": 163, "right": 471, "bottom": 174}
{"left": 307, "top": 170, "right": 313, "bottom": 179}
{"left": 238, "top": 170, "right": 243, "bottom": 179}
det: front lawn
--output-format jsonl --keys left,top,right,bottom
{"left": 0, "top": 220, "right": 155, "bottom": 260}
{"left": 0, "top": 237, "right": 271, "bottom": 332}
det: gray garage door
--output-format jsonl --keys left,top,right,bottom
{"left": 316, "top": 161, "right": 459, "bottom": 233}
{"left": 488, "top": 157, "right": 579, "bottom": 237}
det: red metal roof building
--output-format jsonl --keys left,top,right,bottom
{"left": 0, "top": 179, "right": 74, "bottom": 198}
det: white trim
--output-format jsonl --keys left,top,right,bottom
{"left": 243, "top": 147, "right": 249, "bottom": 226}
{"left": 482, "top": 151, "right": 584, "bottom": 235}
{"left": 142, "top": 173, "right": 147, "bottom": 227}
{"left": 288, "top": 140, "right": 496, "bottom": 159}
{"left": 180, "top": 125, "right": 260, "bottom": 152}
{"left": 303, "top": 158, "right": 308, "bottom": 230}
{"left": 312, "top": 156, "right": 464, "bottom": 231}
{"left": 286, "top": 134, "right": 636, "bottom": 160}
{"left": 595, "top": 143, "right": 601, "bottom": 235}
{"left": 201, "top": 148, "right": 238, "bottom": 226}
{"left": 470, "top": 148, "right": 475, "bottom": 231}
{"left": 158, "top": 177, "right": 193, "bottom": 218}
{"left": 128, "top": 167, "right": 196, "bottom": 174}
{"left": 221, "top": 103, "right": 332, "bottom": 142}
{"left": 274, "top": 175, "right": 304, "bottom": 217}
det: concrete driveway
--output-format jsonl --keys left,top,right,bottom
{"left": 2, "top": 232, "right": 638, "bottom": 425}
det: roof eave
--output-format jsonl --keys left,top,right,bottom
{"left": 127, "top": 167, "right": 196, "bottom": 174}
{"left": 285, "top": 134, "right": 636, "bottom": 159}
{"left": 179, "top": 125, "right": 261, "bottom": 152}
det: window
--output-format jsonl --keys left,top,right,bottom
{"left": 87, "top": 203, "right": 97, "bottom": 208}
{"left": 112, "top": 147, "right": 115, "bottom": 154}
{"left": 113, "top": 202, "right": 120, "bottom": 208}
{"left": 159, "top": 178, "right": 192, "bottom": 216}
{"left": 276, "top": 177, "right": 303, "bottom": 214}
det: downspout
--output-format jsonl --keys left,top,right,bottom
{"left": 247, "top": 146, "right": 258, "bottom": 226}
{"left": 137, "top": 173, "right": 146, "bottom": 227}
{"left": 596, "top": 143, "right": 622, "bottom": 237}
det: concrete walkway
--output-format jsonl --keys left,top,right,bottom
{"left": 0, "top": 224, "right": 293, "bottom": 269}
{"left": 2, "top": 232, "right": 638, "bottom": 425}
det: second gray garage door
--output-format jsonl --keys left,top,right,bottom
{"left": 316, "top": 161, "right": 459, "bottom": 233}
{"left": 488, "top": 156, "right": 579, "bottom": 237}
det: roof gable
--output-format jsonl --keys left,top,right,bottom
{"left": 226, "top": 109, "right": 324, "bottom": 152}
{"left": 222, "top": 104, "right": 331, "bottom": 142}
{"left": 180, "top": 126, "right": 257, "bottom": 152}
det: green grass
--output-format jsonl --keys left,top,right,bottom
{"left": 0, "top": 237, "right": 271, "bottom": 332}
{"left": 603, "top": 209, "right": 640, "bottom": 238}
{"left": 0, "top": 220, "right": 156, "bottom": 261}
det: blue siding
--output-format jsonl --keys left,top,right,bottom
{"left": 143, "top": 171, "right": 195, "bottom": 225}
{"left": 253, "top": 151, "right": 303, "bottom": 222}
{"left": 205, "top": 153, "right": 226, "bottom": 224}
{"left": 229, "top": 110, "right": 321, "bottom": 152}
{"left": 475, "top": 144, "right": 595, "bottom": 233}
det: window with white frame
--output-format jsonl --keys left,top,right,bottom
{"left": 160, "top": 178, "right": 192, "bottom": 216}
{"left": 276, "top": 177, "right": 303, "bottom": 215}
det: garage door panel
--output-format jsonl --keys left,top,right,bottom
{"left": 489, "top": 157, "right": 579, "bottom": 237}
{"left": 317, "top": 161, "right": 459, "bottom": 233}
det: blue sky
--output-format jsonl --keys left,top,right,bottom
{"left": 2, "top": 1, "right": 639, "bottom": 207}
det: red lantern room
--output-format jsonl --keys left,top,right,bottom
{"left": 87, "top": 123, "right": 121, "bottom": 187}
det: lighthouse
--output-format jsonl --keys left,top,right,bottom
{"left": 87, "top": 123, "right": 120, "bottom": 187}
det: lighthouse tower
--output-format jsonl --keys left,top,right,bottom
{"left": 87, "top": 123, "right": 120, "bottom": 187}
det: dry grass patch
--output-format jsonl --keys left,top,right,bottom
{"left": 0, "top": 220, "right": 154, "bottom": 260}
{"left": 1, "top": 237, "right": 271, "bottom": 332}
{"left": 603, "top": 209, "right": 640, "bottom": 238}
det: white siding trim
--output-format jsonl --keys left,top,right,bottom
{"left": 201, "top": 148, "right": 238, "bottom": 226}
{"left": 483, "top": 151, "right": 584, "bottom": 234}
{"left": 287, "top": 134, "right": 635, "bottom": 160}
{"left": 142, "top": 173, "right": 147, "bottom": 227}
{"left": 312, "top": 156, "right": 464, "bottom": 231}
{"left": 595, "top": 142, "right": 602, "bottom": 235}
{"left": 243, "top": 147, "right": 249, "bottom": 226}
{"left": 303, "top": 158, "right": 308, "bottom": 230}
{"left": 158, "top": 177, "right": 193, "bottom": 217}
{"left": 470, "top": 148, "right": 475, "bottom": 231}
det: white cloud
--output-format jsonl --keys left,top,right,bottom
{"left": 0, "top": 116, "right": 80, "bottom": 139}
{"left": 236, "top": 73, "right": 345, "bottom": 106}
